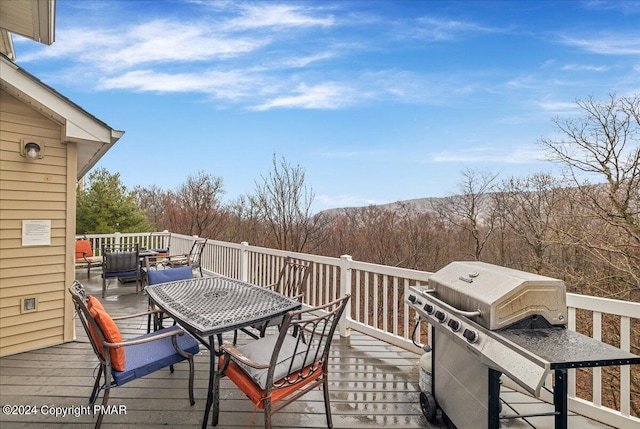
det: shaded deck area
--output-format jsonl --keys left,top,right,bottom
{"left": 0, "top": 271, "right": 613, "bottom": 428}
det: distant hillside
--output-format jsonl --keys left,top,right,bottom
{"left": 319, "top": 196, "right": 444, "bottom": 217}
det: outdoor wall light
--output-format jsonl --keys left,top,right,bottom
{"left": 20, "top": 140, "right": 44, "bottom": 159}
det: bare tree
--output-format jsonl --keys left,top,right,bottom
{"left": 494, "top": 173, "right": 567, "bottom": 273}
{"left": 134, "top": 184, "right": 168, "bottom": 230}
{"left": 164, "top": 171, "right": 226, "bottom": 239}
{"left": 249, "top": 155, "right": 325, "bottom": 252}
{"left": 539, "top": 94, "right": 640, "bottom": 300}
{"left": 432, "top": 168, "right": 499, "bottom": 260}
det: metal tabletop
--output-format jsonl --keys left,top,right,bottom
{"left": 146, "top": 275, "right": 301, "bottom": 337}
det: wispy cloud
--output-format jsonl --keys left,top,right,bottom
{"left": 561, "top": 35, "right": 640, "bottom": 55}
{"left": 99, "top": 69, "right": 262, "bottom": 100}
{"left": 432, "top": 146, "right": 545, "bottom": 164}
{"left": 225, "top": 3, "right": 335, "bottom": 30}
{"left": 251, "top": 82, "right": 354, "bottom": 110}
{"left": 410, "top": 16, "right": 498, "bottom": 41}
{"left": 561, "top": 63, "right": 611, "bottom": 72}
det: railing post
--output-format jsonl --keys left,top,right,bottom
{"left": 240, "top": 242, "right": 249, "bottom": 282}
{"left": 114, "top": 232, "right": 121, "bottom": 245}
{"left": 339, "top": 254, "right": 352, "bottom": 337}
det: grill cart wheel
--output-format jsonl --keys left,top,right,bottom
{"left": 419, "top": 391, "right": 437, "bottom": 422}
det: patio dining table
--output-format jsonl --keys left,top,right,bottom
{"left": 145, "top": 275, "right": 302, "bottom": 428}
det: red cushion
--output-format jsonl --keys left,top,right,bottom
{"left": 87, "top": 298, "right": 125, "bottom": 371}
{"left": 75, "top": 240, "right": 93, "bottom": 259}
{"left": 220, "top": 356, "right": 322, "bottom": 409}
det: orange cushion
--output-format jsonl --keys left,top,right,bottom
{"left": 87, "top": 295, "right": 105, "bottom": 313}
{"left": 220, "top": 356, "right": 322, "bottom": 409}
{"left": 75, "top": 240, "right": 93, "bottom": 259}
{"left": 87, "top": 298, "right": 125, "bottom": 371}
{"left": 86, "top": 296, "right": 106, "bottom": 355}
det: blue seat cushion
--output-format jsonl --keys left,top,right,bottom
{"left": 147, "top": 266, "right": 193, "bottom": 285}
{"left": 103, "top": 270, "right": 137, "bottom": 279}
{"left": 112, "top": 325, "right": 200, "bottom": 386}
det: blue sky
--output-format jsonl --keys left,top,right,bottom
{"left": 12, "top": 0, "right": 640, "bottom": 213}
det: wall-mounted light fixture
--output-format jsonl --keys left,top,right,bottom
{"left": 20, "top": 139, "right": 45, "bottom": 159}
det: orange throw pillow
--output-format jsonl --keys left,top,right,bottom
{"left": 86, "top": 296, "right": 106, "bottom": 356}
{"left": 87, "top": 298, "right": 125, "bottom": 371}
{"left": 75, "top": 240, "right": 93, "bottom": 259}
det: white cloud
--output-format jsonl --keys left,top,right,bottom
{"left": 99, "top": 69, "right": 261, "bottom": 100}
{"left": 433, "top": 146, "right": 545, "bottom": 164}
{"left": 225, "top": 3, "right": 334, "bottom": 30}
{"left": 561, "top": 64, "right": 610, "bottom": 72}
{"left": 561, "top": 35, "right": 640, "bottom": 55}
{"left": 251, "top": 83, "right": 354, "bottom": 110}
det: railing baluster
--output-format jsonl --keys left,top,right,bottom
{"left": 620, "top": 315, "right": 631, "bottom": 416}
{"left": 593, "top": 311, "right": 602, "bottom": 407}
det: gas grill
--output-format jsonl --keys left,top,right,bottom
{"left": 406, "top": 261, "right": 640, "bottom": 429}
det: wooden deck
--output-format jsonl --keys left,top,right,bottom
{"left": 0, "top": 270, "right": 613, "bottom": 428}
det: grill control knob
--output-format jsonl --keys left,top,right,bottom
{"left": 447, "top": 319, "right": 461, "bottom": 332}
{"left": 423, "top": 303, "right": 435, "bottom": 314}
{"left": 408, "top": 294, "right": 417, "bottom": 303}
{"left": 434, "top": 310, "right": 447, "bottom": 323}
{"left": 463, "top": 329, "right": 478, "bottom": 343}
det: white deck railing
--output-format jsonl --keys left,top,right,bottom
{"left": 78, "top": 232, "right": 639, "bottom": 427}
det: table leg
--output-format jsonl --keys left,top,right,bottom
{"left": 554, "top": 368, "right": 568, "bottom": 429}
{"left": 202, "top": 335, "right": 216, "bottom": 429}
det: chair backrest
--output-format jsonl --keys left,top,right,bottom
{"left": 102, "top": 243, "right": 139, "bottom": 274}
{"left": 276, "top": 257, "right": 310, "bottom": 299}
{"left": 149, "top": 232, "right": 171, "bottom": 255}
{"left": 147, "top": 266, "right": 193, "bottom": 285}
{"left": 68, "top": 281, "right": 111, "bottom": 364}
{"left": 188, "top": 239, "right": 207, "bottom": 267}
{"left": 75, "top": 239, "right": 94, "bottom": 259}
{"left": 265, "top": 294, "right": 350, "bottom": 392}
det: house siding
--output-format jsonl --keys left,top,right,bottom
{"left": 0, "top": 88, "right": 71, "bottom": 357}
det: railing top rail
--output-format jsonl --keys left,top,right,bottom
{"left": 566, "top": 293, "right": 640, "bottom": 318}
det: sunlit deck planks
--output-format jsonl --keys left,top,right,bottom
{"left": 0, "top": 270, "right": 612, "bottom": 428}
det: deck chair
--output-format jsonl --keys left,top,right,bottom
{"left": 75, "top": 238, "right": 102, "bottom": 278}
{"left": 148, "top": 231, "right": 171, "bottom": 256}
{"left": 145, "top": 262, "right": 193, "bottom": 332}
{"left": 166, "top": 238, "right": 207, "bottom": 277}
{"left": 251, "top": 257, "right": 310, "bottom": 337}
{"left": 69, "top": 281, "right": 199, "bottom": 429}
{"left": 216, "top": 294, "right": 350, "bottom": 429}
{"left": 101, "top": 243, "right": 140, "bottom": 298}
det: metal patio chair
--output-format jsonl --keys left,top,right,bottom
{"left": 75, "top": 237, "right": 102, "bottom": 278}
{"left": 148, "top": 231, "right": 171, "bottom": 255}
{"left": 165, "top": 238, "right": 207, "bottom": 277}
{"left": 101, "top": 243, "right": 141, "bottom": 298}
{"left": 250, "top": 257, "right": 310, "bottom": 337}
{"left": 69, "top": 281, "right": 199, "bottom": 429}
{"left": 216, "top": 294, "right": 350, "bottom": 429}
{"left": 144, "top": 259, "right": 193, "bottom": 332}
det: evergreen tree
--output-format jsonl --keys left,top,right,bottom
{"left": 77, "top": 168, "right": 151, "bottom": 234}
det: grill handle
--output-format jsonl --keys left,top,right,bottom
{"left": 420, "top": 288, "right": 482, "bottom": 318}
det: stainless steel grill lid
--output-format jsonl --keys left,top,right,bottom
{"left": 427, "top": 261, "right": 567, "bottom": 330}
